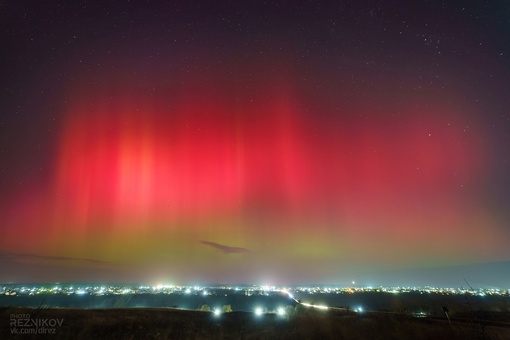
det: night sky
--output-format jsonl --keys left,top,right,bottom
{"left": 1, "top": 1, "right": 509, "bottom": 287}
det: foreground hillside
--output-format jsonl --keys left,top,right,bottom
{"left": 1, "top": 307, "right": 509, "bottom": 339}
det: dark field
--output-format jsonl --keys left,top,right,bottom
{"left": 2, "top": 306, "right": 510, "bottom": 339}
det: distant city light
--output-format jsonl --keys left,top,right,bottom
{"left": 301, "top": 302, "right": 328, "bottom": 310}
{"left": 2, "top": 283, "right": 508, "bottom": 315}
{"left": 282, "top": 289, "right": 293, "bottom": 299}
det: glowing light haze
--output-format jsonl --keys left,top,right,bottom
{"left": 1, "top": 1, "right": 509, "bottom": 286}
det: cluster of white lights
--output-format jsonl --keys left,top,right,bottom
{"left": 277, "top": 307, "right": 286, "bottom": 316}
{"left": 251, "top": 307, "right": 287, "bottom": 317}
{"left": 5, "top": 284, "right": 508, "bottom": 298}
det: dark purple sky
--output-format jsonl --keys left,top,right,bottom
{"left": 1, "top": 1, "right": 509, "bottom": 287}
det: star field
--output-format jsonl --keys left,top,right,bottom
{"left": 0, "top": 1, "right": 509, "bottom": 286}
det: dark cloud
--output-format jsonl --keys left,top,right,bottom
{"left": 0, "top": 251, "right": 111, "bottom": 266}
{"left": 200, "top": 241, "right": 249, "bottom": 254}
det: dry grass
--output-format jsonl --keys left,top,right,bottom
{"left": 1, "top": 306, "right": 509, "bottom": 339}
